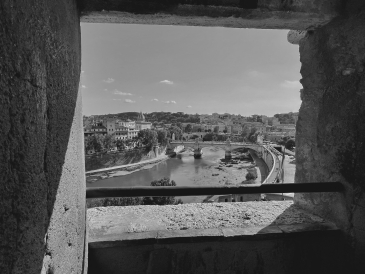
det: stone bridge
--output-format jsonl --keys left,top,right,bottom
{"left": 169, "top": 140, "right": 282, "bottom": 184}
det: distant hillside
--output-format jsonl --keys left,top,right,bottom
{"left": 145, "top": 112, "right": 200, "bottom": 124}
{"left": 86, "top": 112, "right": 200, "bottom": 125}
{"left": 85, "top": 111, "right": 298, "bottom": 125}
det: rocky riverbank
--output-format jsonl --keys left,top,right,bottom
{"left": 179, "top": 148, "right": 260, "bottom": 188}
{"left": 86, "top": 154, "right": 169, "bottom": 184}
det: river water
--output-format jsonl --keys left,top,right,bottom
{"left": 87, "top": 147, "right": 253, "bottom": 203}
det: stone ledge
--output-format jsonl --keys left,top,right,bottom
{"left": 81, "top": 10, "right": 335, "bottom": 30}
{"left": 88, "top": 201, "right": 339, "bottom": 249}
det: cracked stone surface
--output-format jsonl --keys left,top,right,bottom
{"left": 88, "top": 201, "right": 327, "bottom": 240}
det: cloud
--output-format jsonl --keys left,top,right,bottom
{"left": 114, "top": 90, "right": 132, "bottom": 96}
{"left": 281, "top": 80, "right": 303, "bottom": 89}
{"left": 81, "top": 70, "right": 85, "bottom": 74}
{"left": 81, "top": 85, "right": 86, "bottom": 88}
{"left": 103, "top": 78, "right": 115, "bottom": 83}
{"left": 163, "top": 100, "right": 177, "bottom": 104}
{"left": 124, "top": 99, "right": 135, "bottom": 103}
{"left": 151, "top": 98, "right": 159, "bottom": 102}
{"left": 160, "top": 80, "right": 174, "bottom": 85}
{"left": 187, "top": 105, "right": 192, "bottom": 108}
{"left": 247, "top": 70, "right": 261, "bottom": 78}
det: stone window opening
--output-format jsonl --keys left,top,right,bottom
{"left": 2, "top": 1, "right": 365, "bottom": 273}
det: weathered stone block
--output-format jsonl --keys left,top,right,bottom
{"left": 0, "top": 1, "right": 85, "bottom": 273}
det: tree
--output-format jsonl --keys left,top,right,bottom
{"left": 103, "top": 134, "right": 116, "bottom": 150}
{"left": 87, "top": 197, "right": 143, "bottom": 208}
{"left": 203, "top": 133, "right": 213, "bottom": 141}
{"left": 137, "top": 129, "right": 158, "bottom": 150}
{"left": 157, "top": 129, "right": 168, "bottom": 146}
{"left": 223, "top": 126, "right": 228, "bottom": 134}
{"left": 169, "top": 126, "right": 183, "bottom": 140}
{"left": 213, "top": 126, "right": 219, "bottom": 133}
{"left": 249, "top": 133, "right": 258, "bottom": 143}
{"left": 85, "top": 134, "right": 104, "bottom": 152}
{"left": 241, "top": 127, "right": 250, "bottom": 140}
{"left": 285, "top": 139, "right": 295, "bottom": 150}
{"left": 176, "top": 122, "right": 183, "bottom": 130}
{"left": 142, "top": 177, "right": 183, "bottom": 205}
{"left": 116, "top": 139, "right": 126, "bottom": 151}
{"left": 246, "top": 172, "right": 256, "bottom": 181}
{"left": 247, "top": 128, "right": 258, "bottom": 142}
{"left": 278, "top": 136, "right": 290, "bottom": 146}
{"left": 185, "top": 124, "right": 192, "bottom": 133}
{"left": 216, "top": 134, "right": 228, "bottom": 142}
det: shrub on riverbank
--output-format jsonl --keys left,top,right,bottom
{"left": 87, "top": 197, "right": 143, "bottom": 208}
{"left": 142, "top": 177, "right": 183, "bottom": 206}
{"left": 87, "top": 177, "right": 183, "bottom": 208}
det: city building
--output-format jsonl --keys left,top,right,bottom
{"left": 83, "top": 122, "right": 107, "bottom": 137}
{"left": 135, "top": 112, "right": 152, "bottom": 130}
{"left": 118, "top": 119, "right": 135, "bottom": 129}
{"left": 275, "top": 124, "right": 296, "bottom": 131}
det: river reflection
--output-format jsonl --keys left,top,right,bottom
{"left": 87, "top": 147, "right": 243, "bottom": 203}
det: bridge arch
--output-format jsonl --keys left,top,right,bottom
{"left": 169, "top": 140, "right": 282, "bottom": 184}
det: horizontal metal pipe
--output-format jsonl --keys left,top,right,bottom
{"left": 86, "top": 182, "right": 344, "bottom": 199}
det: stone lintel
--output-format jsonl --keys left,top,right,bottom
{"left": 80, "top": 6, "right": 336, "bottom": 30}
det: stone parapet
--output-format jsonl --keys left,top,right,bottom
{"left": 87, "top": 201, "right": 348, "bottom": 274}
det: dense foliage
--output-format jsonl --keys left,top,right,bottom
{"left": 202, "top": 133, "right": 228, "bottom": 142}
{"left": 137, "top": 129, "right": 158, "bottom": 150}
{"left": 246, "top": 172, "right": 257, "bottom": 181}
{"left": 85, "top": 128, "right": 170, "bottom": 153}
{"left": 89, "top": 111, "right": 200, "bottom": 124}
{"left": 142, "top": 177, "right": 183, "bottom": 205}
{"left": 157, "top": 129, "right": 169, "bottom": 146}
{"left": 86, "top": 177, "right": 183, "bottom": 208}
{"left": 145, "top": 112, "right": 200, "bottom": 124}
{"left": 184, "top": 124, "right": 193, "bottom": 133}
{"left": 168, "top": 126, "right": 183, "bottom": 140}
{"left": 285, "top": 139, "right": 295, "bottom": 150}
{"left": 274, "top": 112, "right": 298, "bottom": 124}
{"left": 85, "top": 134, "right": 116, "bottom": 152}
{"left": 87, "top": 197, "right": 143, "bottom": 208}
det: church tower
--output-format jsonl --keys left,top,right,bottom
{"left": 137, "top": 111, "right": 145, "bottom": 122}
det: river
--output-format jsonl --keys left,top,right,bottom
{"left": 87, "top": 147, "right": 255, "bottom": 203}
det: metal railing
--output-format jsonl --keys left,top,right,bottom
{"left": 86, "top": 182, "right": 344, "bottom": 199}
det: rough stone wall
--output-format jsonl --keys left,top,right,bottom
{"left": 294, "top": 3, "right": 365, "bottom": 270}
{"left": 0, "top": 1, "right": 85, "bottom": 273}
{"left": 89, "top": 231, "right": 346, "bottom": 274}
{"left": 258, "top": 0, "right": 343, "bottom": 14}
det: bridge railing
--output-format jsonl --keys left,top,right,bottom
{"left": 261, "top": 145, "right": 282, "bottom": 185}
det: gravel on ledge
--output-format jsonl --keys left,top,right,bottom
{"left": 88, "top": 201, "right": 327, "bottom": 239}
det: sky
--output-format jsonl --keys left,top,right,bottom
{"left": 80, "top": 23, "right": 302, "bottom": 117}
